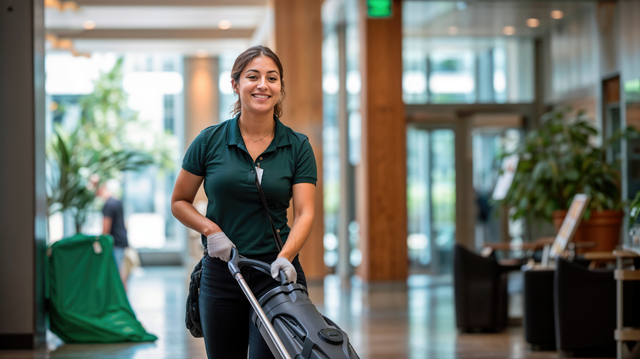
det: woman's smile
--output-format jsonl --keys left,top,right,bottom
{"left": 252, "top": 93, "right": 271, "bottom": 101}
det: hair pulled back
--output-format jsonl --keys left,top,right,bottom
{"left": 230, "top": 45, "right": 285, "bottom": 118}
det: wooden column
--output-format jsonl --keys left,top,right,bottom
{"left": 184, "top": 57, "right": 219, "bottom": 143}
{"left": 274, "top": 0, "right": 326, "bottom": 281}
{"left": 183, "top": 56, "right": 219, "bottom": 259}
{"left": 358, "top": 0, "right": 408, "bottom": 282}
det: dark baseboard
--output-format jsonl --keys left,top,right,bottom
{"left": 0, "top": 334, "right": 34, "bottom": 350}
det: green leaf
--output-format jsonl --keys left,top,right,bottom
{"left": 562, "top": 184, "right": 576, "bottom": 199}
{"left": 548, "top": 160, "right": 559, "bottom": 178}
{"left": 581, "top": 157, "right": 595, "bottom": 172}
{"left": 565, "top": 169, "right": 580, "bottom": 181}
{"left": 532, "top": 161, "right": 548, "bottom": 180}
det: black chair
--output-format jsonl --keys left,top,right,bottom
{"left": 554, "top": 257, "right": 618, "bottom": 356}
{"left": 453, "top": 243, "right": 520, "bottom": 332}
{"left": 523, "top": 267, "right": 556, "bottom": 350}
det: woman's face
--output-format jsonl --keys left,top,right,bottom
{"left": 232, "top": 55, "right": 281, "bottom": 116}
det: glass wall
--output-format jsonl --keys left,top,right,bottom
{"left": 403, "top": 2, "right": 534, "bottom": 105}
{"left": 45, "top": 52, "right": 184, "bottom": 252}
{"left": 407, "top": 127, "right": 456, "bottom": 274}
{"left": 321, "top": 0, "right": 362, "bottom": 274}
{"left": 322, "top": 20, "right": 340, "bottom": 270}
{"left": 345, "top": 0, "right": 362, "bottom": 270}
{"left": 402, "top": 37, "right": 534, "bottom": 105}
{"left": 219, "top": 52, "right": 240, "bottom": 123}
{"left": 472, "top": 128, "right": 521, "bottom": 249}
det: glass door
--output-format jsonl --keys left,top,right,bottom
{"left": 407, "top": 127, "right": 456, "bottom": 274}
{"left": 471, "top": 128, "right": 522, "bottom": 250}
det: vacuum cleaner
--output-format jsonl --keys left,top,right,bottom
{"left": 228, "top": 247, "right": 360, "bottom": 359}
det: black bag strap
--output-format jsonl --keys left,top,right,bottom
{"left": 255, "top": 172, "right": 284, "bottom": 252}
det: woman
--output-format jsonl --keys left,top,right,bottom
{"left": 171, "top": 45, "right": 316, "bottom": 358}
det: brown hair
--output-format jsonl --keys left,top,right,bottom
{"left": 230, "top": 45, "right": 286, "bottom": 118}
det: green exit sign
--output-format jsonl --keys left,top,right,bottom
{"left": 367, "top": 0, "right": 393, "bottom": 18}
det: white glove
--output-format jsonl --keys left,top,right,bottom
{"left": 206, "top": 232, "right": 235, "bottom": 262}
{"left": 271, "top": 257, "right": 297, "bottom": 283}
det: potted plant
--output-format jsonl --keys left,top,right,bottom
{"left": 46, "top": 125, "right": 156, "bottom": 233}
{"left": 47, "top": 58, "right": 176, "bottom": 234}
{"left": 498, "top": 108, "right": 639, "bottom": 252}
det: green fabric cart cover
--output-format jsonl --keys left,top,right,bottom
{"left": 48, "top": 234, "right": 157, "bottom": 343}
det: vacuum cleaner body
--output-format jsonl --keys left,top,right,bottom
{"left": 254, "top": 282, "right": 359, "bottom": 359}
{"left": 228, "top": 248, "right": 359, "bottom": 359}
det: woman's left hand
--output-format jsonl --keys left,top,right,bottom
{"left": 270, "top": 257, "right": 297, "bottom": 283}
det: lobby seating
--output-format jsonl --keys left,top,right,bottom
{"left": 554, "top": 257, "right": 617, "bottom": 356}
{"left": 523, "top": 267, "right": 556, "bottom": 350}
{"left": 453, "top": 243, "right": 519, "bottom": 332}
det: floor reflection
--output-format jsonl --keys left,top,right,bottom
{"left": 1, "top": 267, "right": 591, "bottom": 358}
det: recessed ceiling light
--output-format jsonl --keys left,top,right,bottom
{"left": 503, "top": 26, "right": 515, "bottom": 36}
{"left": 447, "top": 26, "right": 459, "bottom": 35}
{"left": 196, "top": 49, "right": 208, "bottom": 58}
{"left": 83, "top": 20, "right": 95, "bottom": 30}
{"left": 218, "top": 20, "right": 232, "bottom": 30}
{"left": 551, "top": 10, "right": 564, "bottom": 20}
{"left": 526, "top": 18, "right": 540, "bottom": 28}
{"left": 56, "top": 39, "right": 73, "bottom": 49}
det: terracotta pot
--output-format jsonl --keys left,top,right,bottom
{"left": 552, "top": 209, "right": 623, "bottom": 253}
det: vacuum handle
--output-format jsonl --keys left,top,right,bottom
{"left": 228, "top": 247, "right": 290, "bottom": 285}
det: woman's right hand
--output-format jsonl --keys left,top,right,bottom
{"left": 206, "top": 232, "right": 235, "bottom": 262}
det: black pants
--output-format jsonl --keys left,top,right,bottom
{"left": 199, "top": 252, "right": 306, "bottom": 359}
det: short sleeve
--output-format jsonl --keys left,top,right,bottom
{"left": 181, "top": 129, "right": 209, "bottom": 176}
{"left": 293, "top": 138, "right": 317, "bottom": 185}
{"left": 102, "top": 200, "right": 115, "bottom": 219}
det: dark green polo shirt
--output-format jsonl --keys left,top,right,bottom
{"left": 181, "top": 115, "right": 317, "bottom": 256}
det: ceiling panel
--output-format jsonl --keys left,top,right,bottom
{"left": 47, "top": 28, "right": 254, "bottom": 39}
{"left": 404, "top": 1, "right": 593, "bottom": 37}
{"left": 69, "top": 38, "right": 250, "bottom": 55}
{"left": 45, "top": 6, "right": 266, "bottom": 30}
{"left": 72, "top": 0, "right": 267, "bottom": 6}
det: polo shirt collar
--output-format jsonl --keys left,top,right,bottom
{"left": 226, "top": 114, "right": 291, "bottom": 148}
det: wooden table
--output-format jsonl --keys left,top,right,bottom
{"left": 614, "top": 248, "right": 640, "bottom": 359}
{"left": 583, "top": 251, "right": 617, "bottom": 269}
{"left": 481, "top": 237, "right": 555, "bottom": 257}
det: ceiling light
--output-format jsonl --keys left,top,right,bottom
{"left": 195, "top": 49, "right": 208, "bottom": 58}
{"left": 45, "top": 33, "right": 59, "bottom": 45}
{"left": 218, "top": 20, "right": 232, "bottom": 30}
{"left": 83, "top": 20, "right": 95, "bottom": 30}
{"left": 57, "top": 39, "right": 73, "bottom": 49}
{"left": 61, "top": 1, "right": 78, "bottom": 11}
{"left": 44, "top": 0, "right": 58, "bottom": 7}
{"left": 503, "top": 26, "right": 515, "bottom": 36}
{"left": 526, "top": 18, "right": 540, "bottom": 28}
{"left": 447, "top": 26, "right": 459, "bottom": 35}
{"left": 551, "top": 10, "right": 564, "bottom": 19}
{"left": 45, "top": 0, "right": 78, "bottom": 11}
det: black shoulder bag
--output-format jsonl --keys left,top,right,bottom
{"left": 185, "top": 171, "right": 283, "bottom": 338}
{"left": 185, "top": 253, "right": 205, "bottom": 337}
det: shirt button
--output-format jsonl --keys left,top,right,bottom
{"left": 251, "top": 170, "right": 254, "bottom": 174}
{"left": 259, "top": 156, "right": 263, "bottom": 161}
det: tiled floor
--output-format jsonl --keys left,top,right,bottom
{"left": 1, "top": 267, "right": 602, "bottom": 359}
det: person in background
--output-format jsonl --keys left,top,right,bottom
{"left": 96, "top": 179, "right": 129, "bottom": 292}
